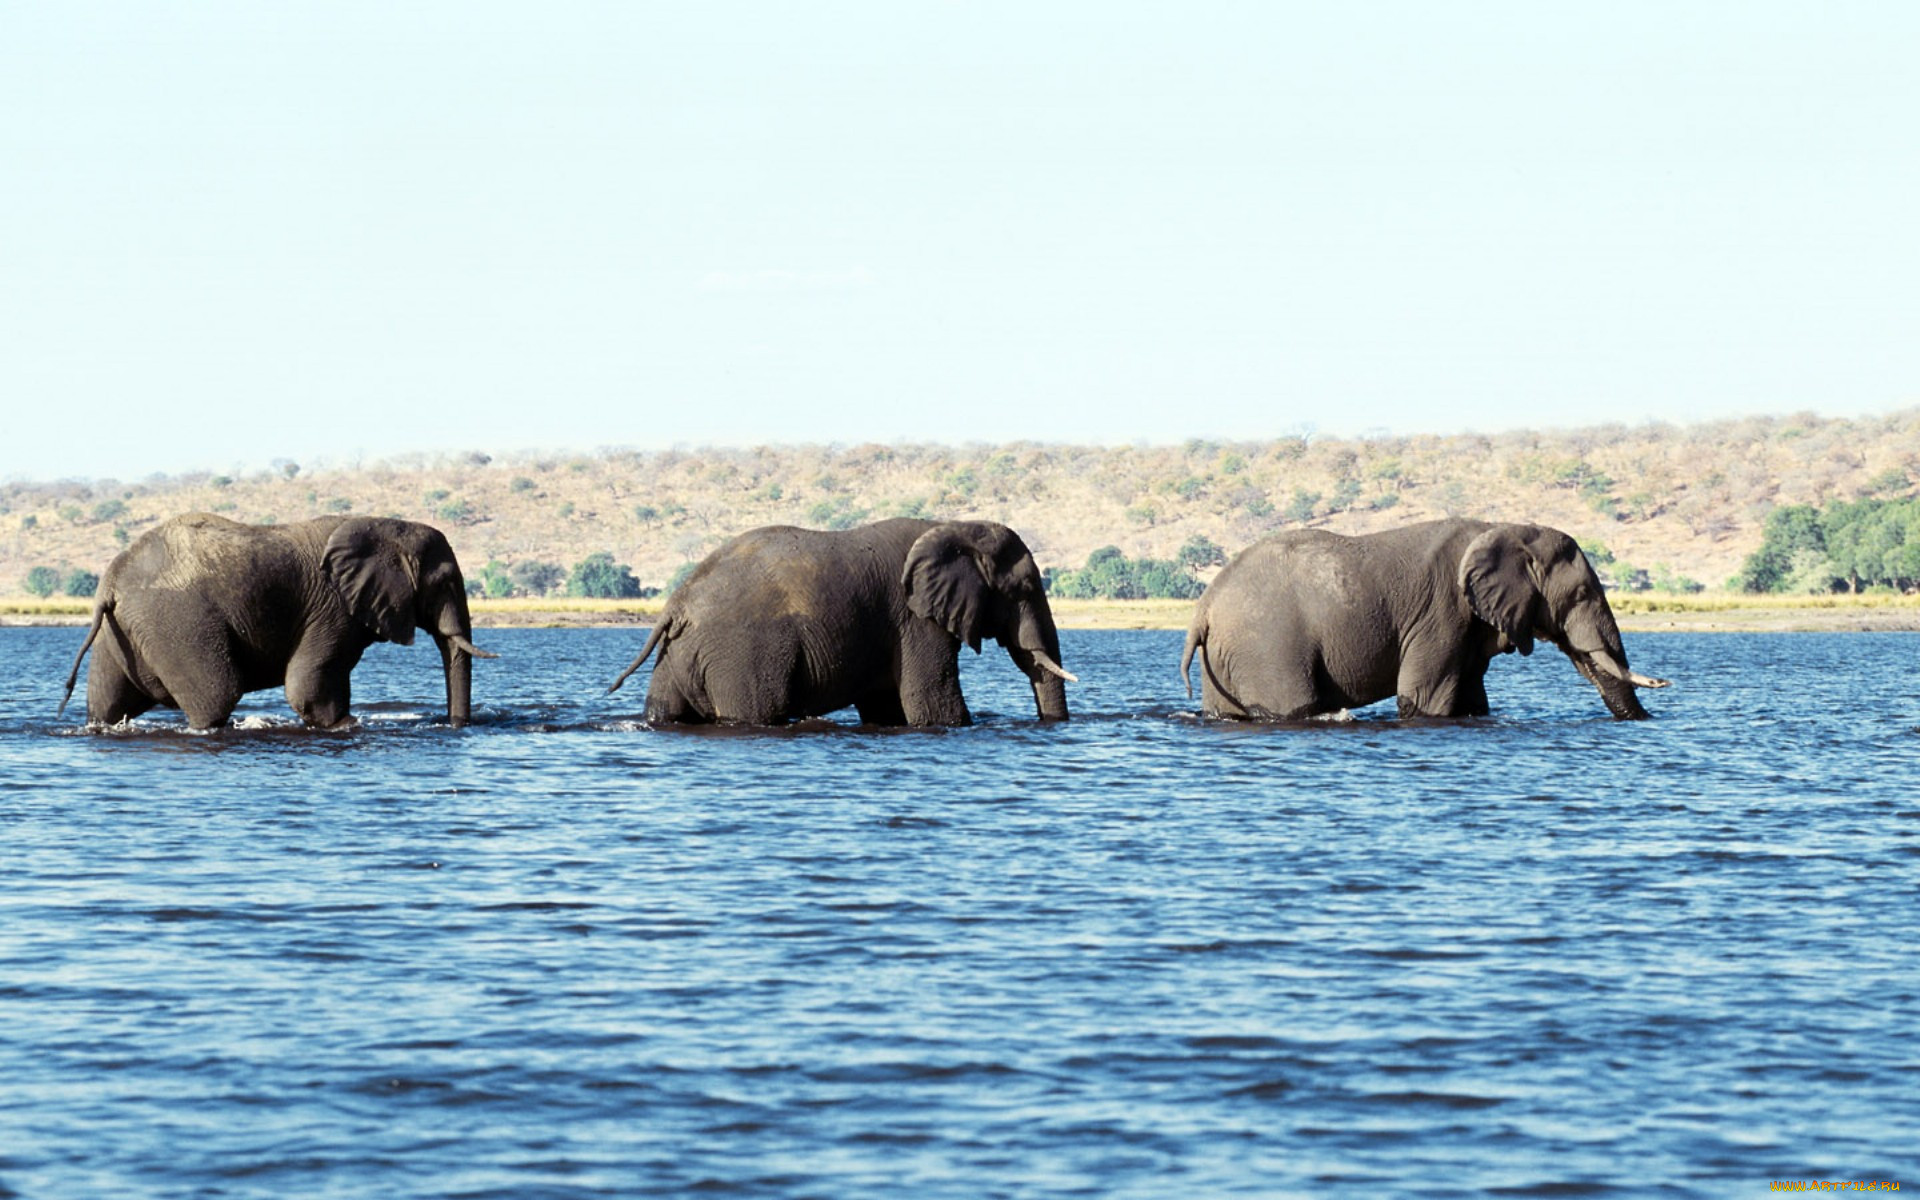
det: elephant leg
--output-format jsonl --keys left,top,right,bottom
{"left": 114, "top": 594, "right": 244, "bottom": 729}
{"left": 642, "top": 648, "right": 716, "bottom": 724}
{"left": 86, "top": 652, "right": 157, "bottom": 725}
{"left": 1458, "top": 659, "right": 1492, "bottom": 717}
{"left": 286, "top": 653, "right": 354, "bottom": 729}
{"left": 172, "top": 659, "right": 243, "bottom": 730}
{"left": 644, "top": 679, "right": 713, "bottom": 724}
{"left": 696, "top": 634, "right": 825, "bottom": 725}
{"left": 899, "top": 653, "right": 971, "bottom": 727}
{"left": 1395, "top": 647, "right": 1473, "bottom": 718}
{"left": 1205, "top": 639, "right": 1324, "bottom": 720}
{"left": 695, "top": 664, "right": 792, "bottom": 724}
{"left": 854, "top": 691, "right": 907, "bottom": 726}
{"left": 644, "top": 686, "right": 707, "bottom": 724}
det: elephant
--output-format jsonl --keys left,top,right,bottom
{"left": 1180, "top": 519, "right": 1669, "bottom": 720}
{"left": 59, "top": 513, "right": 493, "bottom": 730}
{"left": 610, "top": 517, "right": 1075, "bottom": 726}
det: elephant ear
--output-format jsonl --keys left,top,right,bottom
{"left": 1458, "top": 525, "right": 1540, "bottom": 655}
{"left": 322, "top": 519, "right": 420, "bottom": 645}
{"left": 902, "top": 525, "right": 993, "bottom": 652}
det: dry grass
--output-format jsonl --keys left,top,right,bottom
{"left": 1612, "top": 592, "right": 1920, "bottom": 615}
{"left": 9, "top": 409, "right": 1920, "bottom": 618}
{"left": 0, "top": 598, "right": 90, "bottom": 617}
{"left": 1047, "top": 598, "right": 1197, "bottom": 630}
{"left": 1612, "top": 591, "right": 1920, "bottom": 632}
{"left": 470, "top": 597, "right": 663, "bottom": 626}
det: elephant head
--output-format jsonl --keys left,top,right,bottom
{"left": 322, "top": 518, "right": 494, "bottom": 726}
{"left": 1459, "top": 523, "right": 1668, "bottom": 719}
{"left": 902, "top": 521, "right": 1075, "bottom": 721}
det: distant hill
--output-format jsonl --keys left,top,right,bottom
{"left": 7, "top": 409, "right": 1919, "bottom": 599}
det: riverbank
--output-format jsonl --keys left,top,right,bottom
{"left": 8, "top": 594, "right": 1920, "bottom": 632}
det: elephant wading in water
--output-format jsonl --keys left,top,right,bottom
{"left": 1181, "top": 519, "right": 1669, "bottom": 720}
{"left": 610, "top": 518, "right": 1075, "bottom": 726}
{"left": 61, "top": 514, "right": 493, "bottom": 729}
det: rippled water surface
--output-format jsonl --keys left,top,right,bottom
{"left": 3, "top": 626, "right": 1917, "bottom": 1198}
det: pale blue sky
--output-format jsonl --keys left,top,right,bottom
{"left": 4, "top": 2, "right": 1917, "bottom": 480}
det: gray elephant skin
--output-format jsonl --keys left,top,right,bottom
{"left": 61, "top": 513, "right": 493, "bottom": 729}
{"left": 1181, "top": 519, "right": 1669, "bottom": 720}
{"left": 611, "top": 517, "right": 1075, "bottom": 726}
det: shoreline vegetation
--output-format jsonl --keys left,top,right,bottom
{"left": 12, "top": 412, "right": 1920, "bottom": 632}
{"left": 7, "top": 594, "right": 1919, "bottom": 633}
{"left": 9, "top": 411, "right": 1920, "bottom": 611}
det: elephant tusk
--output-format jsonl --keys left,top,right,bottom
{"left": 1031, "top": 649, "right": 1078, "bottom": 683}
{"left": 1582, "top": 647, "right": 1666, "bottom": 689}
{"left": 450, "top": 634, "right": 498, "bottom": 660}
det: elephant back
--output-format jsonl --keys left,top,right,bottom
{"left": 110, "top": 513, "right": 284, "bottom": 595}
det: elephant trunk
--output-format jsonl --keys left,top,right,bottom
{"left": 1576, "top": 653, "right": 1652, "bottom": 721}
{"left": 440, "top": 636, "right": 473, "bottom": 728}
{"left": 1558, "top": 603, "right": 1667, "bottom": 721}
{"left": 1005, "top": 603, "right": 1072, "bottom": 722}
{"left": 430, "top": 592, "right": 488, "bottom": 728}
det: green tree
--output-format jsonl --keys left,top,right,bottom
{"left": 1177, "top": 535, "right": 1226, "bottom": 571}
{"left": 510, "top": 560, "right": 565, "bottom": 596}
{"left": 470, "top": 560, "right": 514, "bottom": 599}
{"left": 1079, "top": 546, "right": 1137, "bottom": 598}
{"left": 942, "top": 467, "right": 979, "bottom": 499}
{"left": 63, "top": 569, "right": 100, "bottom": 597}
{"left": 23, "top": 566, "right": 60, "bottom": 597}
{"left": 1327, "top": 477, "right": 1364, "bottom": 513}
{"left": 567, "top": 553, "right": 642, "bottom": 599}
{"left": 881, "top": 496, "right": 932, "bottom": 519}
{"left": 806, "top": 497, "right": 869, "bottom": 530}
{"left": 1049, "top": 546, "right": 1204, "bottom": 600}
{"left": 1283, "top": 490, "right": 1320, "bottom": 522}
{"left": 1829, "top": 498, "right": 1920, "bottom": 590}
{"left": 1137, "top": 559, "right": 1202, "bottom": 599}
{"left": 1735, "top": 504, "right": 1826, "bottom": 593}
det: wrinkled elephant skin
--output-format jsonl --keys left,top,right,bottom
{"left": 611, "top": 518, "right": 1071, "bottom": 727}
{"left": 61, "top": 514, "right": 490, "bottom": 729}
{"left": 1182, "top": 519, "right": 1667, "bottom": 721}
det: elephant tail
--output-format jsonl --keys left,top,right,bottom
{"left": 1179, "top": 612, "right": 1208, "bottom": 699}
{"left": 608, "top": 616, "right": 674, "bottom": 694}
{"left": 58, "top": 599, "right": 110, "bottom": 717}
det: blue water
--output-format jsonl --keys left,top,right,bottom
{"left": 1, "top": 626, "right": 1916, "bottom": 1198}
